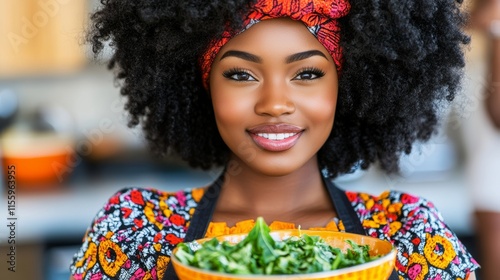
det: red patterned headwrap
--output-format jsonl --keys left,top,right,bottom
{"left": 200, "top": 0, "right": 351, "bottom": 89}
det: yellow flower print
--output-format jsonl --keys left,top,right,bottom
{"left": 389, "top": 221, "right": 402, "bottom": 236}
{"left": 98, "top": 239, "right": 128, "bottom": 278}
{"left": 154, "top": 243, "right": 162, "bottom": 252}
{"left": 159, "top": 191, "right": 168, "bottom": 199}
{"left": 74, "top": 241, "right": 97, "bottom": 270}
{"left": 144, "top": 206, "right": 156, "bottom": 223}
{"left": 191, "top": 188, "right": 205, "bottom": 203}
{"left": 424, "top": 233, "right": 456, "bottom": 269}
{"left": 372, "top": 212, "right": 387, "bottom": 225}
{"left": 160, "top": 200, "right": 172, "bottom": 217}
{"left": 362, "top": 219, "right": 380, "bottom": 228}
{"left": 379, "top": 191, "right": 390, "bottom": 199}
{"left": 407, "top": 253, "right": 429, "bottom": 280}
{"left": 144, "top": 202, "right": 164, "bottom": 230}
{"left": 366, "top": 198, "right": 375, "bottom": 210}
{"left": 382, "top": 198, "right": 390, "bottom": 209}
{"left": 156, "top": 255, "right": 170, "bottom": 280}
{"left": 360, "top": 193, "right": 370, "bottom": 201}
{"left": 388, "top": 202, "right": 403, "bottom": 214}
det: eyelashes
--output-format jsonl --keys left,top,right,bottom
{"left": 222, "top": 68, "right": 256, "bottom": 81}
{"left": 222, "top": 67, "right": 326, "bottom": 82}
{"left": 293, "top": 67, "right": 325, "bottom": 80}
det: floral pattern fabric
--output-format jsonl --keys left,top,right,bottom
{"left": 70, "top": 187, "right": 479, "bottom": 280}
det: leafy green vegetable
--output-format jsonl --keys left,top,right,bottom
{"left": 174, "top": 217, "right": 381, "bottom": 275}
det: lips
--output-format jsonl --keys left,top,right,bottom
{"left": 247, "top": 124, "right": 304, "bottom": 152}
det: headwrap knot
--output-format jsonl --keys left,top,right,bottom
{"left": 200, "top": 0, "right": 351, "bottom": 89}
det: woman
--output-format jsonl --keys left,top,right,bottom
{"left": 70, "top": 0, "right": 479, "bottom": 279}
{"left": 463, "top": 0, "right": 500, "bottom": 279}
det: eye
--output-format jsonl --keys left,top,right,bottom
{"left": 293, "top": 68, "right": 325, "bottom": 80}
{"left": 222, "top": 68, "right": 257, "bottom": 81}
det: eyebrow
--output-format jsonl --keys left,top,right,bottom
{"left": 219, "top": 50, "right": 328, "bottom": 64}
{"left": 285, "top": 50, "right": 328, "bottom": 63}
{"left": 220, "top": 50, "right": 261, "bottom": 63}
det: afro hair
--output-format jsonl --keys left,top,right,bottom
{"left": 87, "top": 0, "right": 469, "bottom": 178}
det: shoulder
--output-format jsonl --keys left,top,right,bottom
{"left": 345, "top": 190, "right": 479, "bottom": 279}
{"left": 345, "top": 190, "right": 437, "bottom": 223}
{"left": 70, "top": 186, "right": 206, "bottom": 279}
{"left": 104, "top": 186, "right": 205, "bottom": 216}
{"left": 89, "top": 187, "right": 204, "bottom": 237}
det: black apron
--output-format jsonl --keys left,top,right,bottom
{"left": 163, "top": 174, "right": 399, "bottom": 280}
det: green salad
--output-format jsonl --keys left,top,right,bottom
{"left": 174, "top": 217, "right": 381, "bottom": 275}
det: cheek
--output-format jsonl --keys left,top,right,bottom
{"left": 211, "top": 92, "right": 253, "bottom": 134}
{"left": 321, "top": 97, "right": 337, "bottom": 123}
{"left": 302, "top": 90, "right": 337, "bottom": 127}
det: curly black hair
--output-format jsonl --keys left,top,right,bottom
{"left": 88, "top": 0, "right": 469, "bottom": 178}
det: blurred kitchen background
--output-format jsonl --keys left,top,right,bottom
{"left": 0, "top": 0, "right": 497, "bottom": 279}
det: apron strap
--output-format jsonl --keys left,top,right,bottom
{"left": 323, "top": 177, "right": 399, "bottom": 280}
{"left": 163, "top": 174, "right": 224, "bottom": 280}
{"left": 323, "top": 177, "right": 366, "bottom": 234}
{"left": 165, "top": 174, "right": 398, "bottom": 279}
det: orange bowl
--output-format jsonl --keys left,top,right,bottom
{"left": 171, "top": 230, "right": 397, "bottom": 280}
{"left": 2, "top": 152, "right": 71, "bottom": 185}
{"left": 1, "top": 130, "right": 74, "bottom": 188}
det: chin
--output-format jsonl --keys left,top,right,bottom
{"left": 249, "top": 162, "right": 303, "bottom": 177}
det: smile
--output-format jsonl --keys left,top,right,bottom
{"left": 247, "top": 123, "right": 304, "bottom": 152}
{"left": 250, "top": 132, "right": 302, "bottom": 152}
{"left": 256, "top": 133, "right": 298, "bottom": 140}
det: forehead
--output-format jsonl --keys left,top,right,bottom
{"left": 217, "top": 17, "right": 329, "bottom": 57}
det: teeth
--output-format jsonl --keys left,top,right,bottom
{"left": 256, "top": 133, "right": 297, "bottom": 140}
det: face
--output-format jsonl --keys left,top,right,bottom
{"left": 209, "top": 18, "right": 338, "bottom": 177}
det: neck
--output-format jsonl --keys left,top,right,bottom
{"left": 213, "top": 155, "right": 334, "bottom": 226}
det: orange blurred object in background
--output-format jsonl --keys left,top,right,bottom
{"left": 1, "top": 130, "right": 75, "bottom": 190}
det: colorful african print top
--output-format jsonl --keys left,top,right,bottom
{"left": 70, "top": 187, "right": 479, "bottom": 280}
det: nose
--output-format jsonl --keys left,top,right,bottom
{"left": 254, "top": 80, "right": 296, "bottom": 117}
